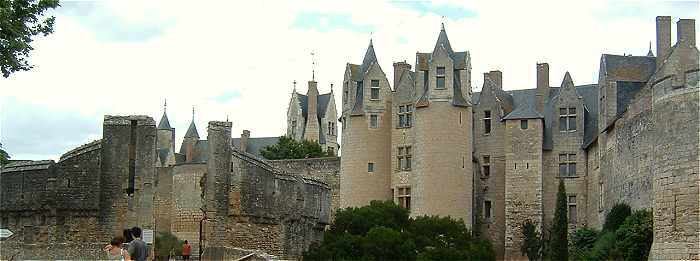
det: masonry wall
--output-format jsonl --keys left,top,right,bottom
{"left": 503, "top": 118, "right": 543, "bottom": 261}
{"left": 171, "top": 163, "right": 206, "bottom": 256}
{"left": 269, "top": 157, "right": 340, "bottom": 219}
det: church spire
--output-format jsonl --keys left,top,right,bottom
{"left": 157, "top": 99, "right": 171, "bottom": 129}
{"left": 647, "top": 41, "right": 654, "bottom": 56}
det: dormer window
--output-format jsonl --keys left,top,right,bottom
{"left": 370, "top": 80, "right": 380, "bottom": 100}
{"left": 436, "top": 66, "right": 446, "bottom": 89}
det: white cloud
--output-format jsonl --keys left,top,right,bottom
{"left": 0, "top": 0, "right": 697, "bottom": 160}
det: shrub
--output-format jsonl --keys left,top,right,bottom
{"left": 154, "top": 232, "right": 183, "bottom": 259}
{"left": 569, "top": 227, "right": 598, "bottom": 260}
{"left": 521, "top": 220, "right": 542, "bottom": 261}
{"left": 603, "top": 203, "right": 631, "bottom": 232}
{"left": 615, "top": 209, "right": 653, "bottom": 261}
{"left": 585, "top": 231, "right": 621, "bottom": 261}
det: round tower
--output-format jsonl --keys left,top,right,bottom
{"left": 339, "top": 40, "right": 393, "bottom": 208}
{"left": 411, "top": 25, "right": 473, "bottom": 224}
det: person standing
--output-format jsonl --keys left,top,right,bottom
{"left": 127, "top": 227, "right": 149, "bottom": 261}
{"left": 182, "top": 240, "right": 191, "bottom": 260}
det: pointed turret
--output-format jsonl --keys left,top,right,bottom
{"left": 158, "top": 100, "right": 172, "bottom": 130}
{"left": 360, "top": 39, "right": 378, "bottom": 73}
{"left": 433, "top": 23, "right": 454, "bottom": 56}
{"left": 184, "top": 108, "right": 199, "bottom": 139}
{"left": 647, "top": 41, "right": 654, "bottom": 57}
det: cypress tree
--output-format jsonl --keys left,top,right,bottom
{"left": 550, "top": 178, "right": 568, "bottom": 261}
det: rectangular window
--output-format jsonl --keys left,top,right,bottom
{"left": 397, "top": 104, "right": 413, "bottom": 128}
{"left": 568, "top": 195, "right": 577, "bottom": 224}
{"left": 559, "top": 107, "right": 577, "bottom": 132}
{"left": 370, "top": 115, "right": 378, "bottom": 129}
{"left": 482, "top": 155, "right": 491, "bottom": 178}
{"left": 398, "top": 187, "right": 411, "bottom": 210}
{"left": 436, "top": 76, "right": 445, "bottom": 89}
{"left": 368, "top": 162, "right": 375, "bottom": 173}
{"left": 436, "top": 67, "right": 445, "bottom": 76}
{"left": 598, "top": 183, "right": 604, "bottom": 212}
{"left": 484, "top": 110, "right": 492, "bottom": 134}
{"left": 484, "top": 200, "right": 492, "bottom": 221}
{"left": 521, "top": 119, "right": 528, "bottom": 130}
{"left": 397, "top": 146, "right": 412, "bottom": 171}
{"left": 343, "top": 82, "right": 348, "bottom": 104}
{"left": 371, "top": 80, "right": 380, "bottom": 100}
{"left": 559, "top": 153, "right": 577, "bottom": 177}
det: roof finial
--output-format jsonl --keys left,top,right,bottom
{"left": 441, "top": 16, "right": 445, "bottom": 31}
{"left": 163, "top": 99, "right": 167, "bottom": 113}
{"left": 192, "top": 107, "right": 195, "bottom": 121}
{"left": 647, "top": 41, "right": 654, "bottom": 56}
{"left": 311, "top": 50, "right": 316, "bottom": 81}
{"left": 330, "top": 83, "right": 334, "bottom": 93}
{"left": 226, "top": 114, "right": 229, "bottom": 122}
{"left": 293, "top": 80, "right": 297, "bottom": 92}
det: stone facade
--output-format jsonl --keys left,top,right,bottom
{"left": 1, "top": 115, "right": 333, "bottom": 260}
{"left": 339, "top": 17, "right": 698, "bottom": 260}
{"left": 286, "top": 80, "right": 339, "bottom": 154}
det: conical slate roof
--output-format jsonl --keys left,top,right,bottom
{"left": 185, "top": 120, "right": 199, "bottom": 138}
{"left": 360, "top": 39, "right": 378, "bottom": 74}
{"left": 158, "top": 112, "right": 171, "bottom": 129}
{"left": 433, "top": 23, "right": 454, "bottom": 56}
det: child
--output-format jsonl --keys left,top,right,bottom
{"left": 104, "top": 236, "right": 132, "bottom": 261}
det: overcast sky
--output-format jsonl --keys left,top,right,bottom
{"left": 0, "top": 0, "right": 697, "bottom": 161}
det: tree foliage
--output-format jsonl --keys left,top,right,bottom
{"left": 259, "top": 136, "right": 327, "bottom": 160}
{"left": 154, "top": 232, "right": 183, "bottom": 259}
{"left": 603, "top": 203, "right": 631, "bottom": 232}
{"left": 304, "top": 200, "right": 495, "bottom": 261}
{"left": 0, "top": 142, "right": 10, "bottom": 166}
{"left": 549, "top": 179, "right": 568, "bottom": 261}
{"left": 520, "top": 220, "right": 542, "bottom": 261}
{"left": 0, "top": 0, "right": 60, "bottom": 78}
{"left": 615, "top": 209, "right": 653, "bottom": 261}
{"left": 569, "top": 227, "right": 598, "bottom": 260}
{"left": 576, "top": 204, "right": 653, "bottom": 261}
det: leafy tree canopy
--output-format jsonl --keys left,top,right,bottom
{"left": 0, "top": 0, "right": 60, "bottom": 78}
{"left": 259, "top": 136, "right": 328, "bottom": 160}
{"left": 305, "top": 200, "right": 495, "bottom": 261}
{"left": 603, "top": 203, "right": 631, "bottom": 232}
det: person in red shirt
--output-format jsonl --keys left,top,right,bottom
{"left": 182, "top": 240, "right": 191, "bottom": 260}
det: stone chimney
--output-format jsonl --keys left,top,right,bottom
{"left": 240, "top": 130, "right": 250, "bottom": 153}
{"left": 488, "top": 70, "right": 503, "bottom": 90}
{"left": 304, "top": 80, "right": 320, "bottom": 142}
{"left": 677, "top": 19, "right": 696, "bottom": 46}
{"left": 535, "top": 63, "right": 550, "bottom": 113}
{"left": 393, "top": 61, "right": 412, "bottom": 88}
{"left": 656, "top": 16, "right": 672, "bottom": 65}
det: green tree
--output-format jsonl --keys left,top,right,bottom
{"left": 259, "top": 136, "right": 326, "bottom": 160}
{"left": 0, "top": 0, "right": 60, "bottom": 78}
{"left": 569, "top": 227, "right": 598, "bottom": 260}
{"left": 603, "top": 203, "right": 631, "bottom": 232}
{"left": 0, "top": 142, "right": 10, "bottom": 166}
{"left": 154, "top": 232, "right": 183, "bottom": 259}
{"left": 521, "top": 220, "right": 542, "bottom": 261}
{"left": 304, "top": 200, "right": 495, "bottom": 261}
{"left": 615, "top": 209, "right": 653, "bottom": 261}
{"left": 549, "top": 179, "right": 568, "bottom": 261}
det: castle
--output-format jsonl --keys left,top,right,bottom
{"left": 286, "top": 80, "right": 339, "bottom": 155}
{"left": 0, "top": 112, "right": 339, "bottom": 260}
{"left": 338, "top": 17, "right": 698, "bottom": 260}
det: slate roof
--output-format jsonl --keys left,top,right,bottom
{"left": 601, "top": 54, "right": 656, "bottom": 81}
{"left": 502, "top": 89, "right": 542, "bottom": 120}
{"left": 184, "top": 121, "right": 199, "bottom": 138}
{"left": 232, "top": 136, "right": 281, "bottom": 158}
{"left": 360, "top": 40, "right": 378, "bottom": 75}
{"left": 157, "top": 148, "right": 170, "bottom": 165}
{"left": 158, "top": 112, "right": 171, "bottom": 129}
{"left": 192, "top": 140, "right": 209, "bottom": 162}
{"left": 615, "top": 81, "right": 646, "bottom": 117}
{"left": 296, "top": 93, "right": 332, "bottom": 121}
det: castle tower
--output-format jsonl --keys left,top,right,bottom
{"left": 157, "top": 100, "right": 175, "bottom": 152}
{"left": 339, "top": 39, "right": 393, "bottom": 208}
{"left": 411, "top": 24, "right": 473, "bottom": 224}
{"left": 181, "top": 108, "right": 199, "bottom": 162}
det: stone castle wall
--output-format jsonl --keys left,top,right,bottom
{"left": 269, "top": 157, "right": 340, "bottom": 219}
